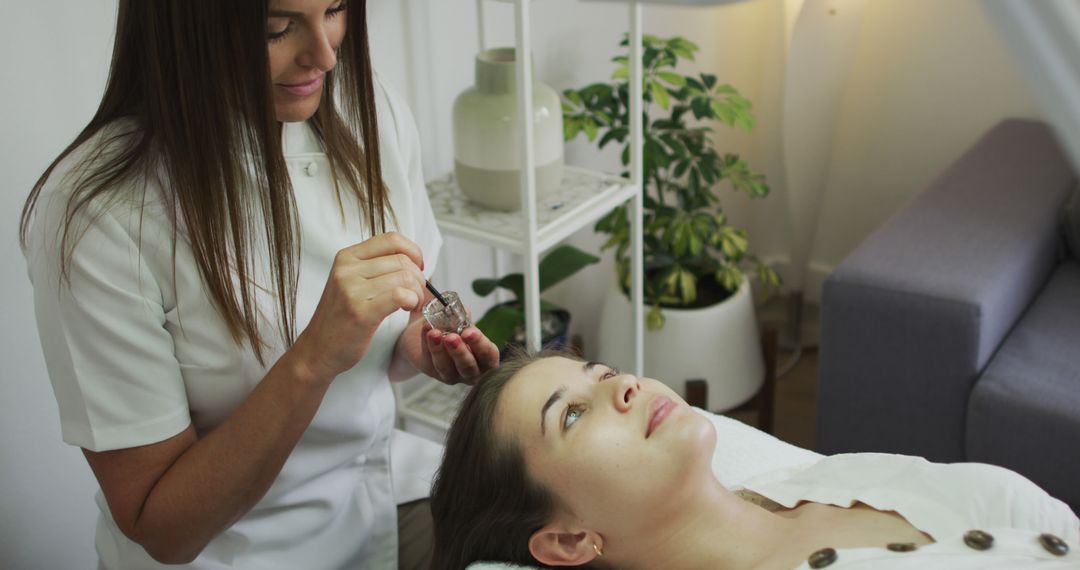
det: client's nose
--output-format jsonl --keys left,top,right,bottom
{"left": 613, "top": 375, "right": 641, "bottom": 412}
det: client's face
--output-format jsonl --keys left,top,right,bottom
{"left": 494, "top": 356, "right": 717, "bottom": 536}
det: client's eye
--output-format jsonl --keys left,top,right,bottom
{"left": 564, "top": 404, "right": 585, "bottom": 430}
{"left": 600, "top": 368, "right": 620, "bottom": 381}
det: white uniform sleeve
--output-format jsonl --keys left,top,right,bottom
{"left": 26, "top": 190, "right": 190, "bottom": 452}
{"left": 373, "top": 73, "right": 443, "bottom": 279}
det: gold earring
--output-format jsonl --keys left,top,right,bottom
{"left": 593, "top": 543, "right": 603, "bottom": 558}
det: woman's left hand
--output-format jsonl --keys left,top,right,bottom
{"left": 418, "top": 323, "right": 500, "bottom": 385}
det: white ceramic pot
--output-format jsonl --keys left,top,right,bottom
{"left": 596, "top": 275, "right": 764, "bottom": 412}
{"left": 452, "top": 48, "right": 564, "bottom": 211}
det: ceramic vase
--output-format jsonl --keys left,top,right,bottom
{"left": 453, "top": 48, "right": 564, "bottom": 211}
{"left": 596, "top": 275, "right": 764, "bottom": 412}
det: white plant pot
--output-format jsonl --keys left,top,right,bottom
{"left": 596, "top": 275, "right": 764, "bottom": 412}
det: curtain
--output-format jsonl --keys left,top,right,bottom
{"left": 984, "top": 0, "right": 1080, "bottom": 173}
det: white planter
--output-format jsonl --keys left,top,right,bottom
{"left": 596, "top": 275, "right": 764, "bottom": 412}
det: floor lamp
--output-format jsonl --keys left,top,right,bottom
{"left": 780, "top": 0, "right": 866, "bottom": 365}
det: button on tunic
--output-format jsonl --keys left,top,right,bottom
{"left": 737, "top": 454, "right": 1080, "bottom": 569}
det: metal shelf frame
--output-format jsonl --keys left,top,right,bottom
{"left": 469, "top": 0, "right": 645, "bottom": 374}
{"left": 397, "top": 0, "right": 649, "bottom": 434}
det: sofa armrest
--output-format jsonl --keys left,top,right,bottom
{"left": 817, "top": 119, "right": 1076, "bottom": 461}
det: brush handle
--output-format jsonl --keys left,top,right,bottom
{"left": 426, "top": 281, "right": 450, "bottom": 307}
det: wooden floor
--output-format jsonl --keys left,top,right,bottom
{"left": 726, "top": 347, "right": 821, "bottom": 452}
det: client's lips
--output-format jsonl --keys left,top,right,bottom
{"left": 646, "top": 395, "right": 676, "bottom": 438}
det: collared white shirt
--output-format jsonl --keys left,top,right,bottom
{"left": 26, "top": 74, "right": 443, "bottom": 569}
{"left": 740, "top": 453, "right": 1080, "bottom": 569}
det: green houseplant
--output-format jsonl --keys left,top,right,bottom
{"left": 471, "top": 244, "right": 600, "bottom": 351}
{"left": 562, "top": 35, "right": 781, "bottom": 329}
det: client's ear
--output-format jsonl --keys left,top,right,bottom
{"left": 528, "top": 524, "right": 602, "bottom": 567}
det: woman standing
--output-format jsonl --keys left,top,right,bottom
{"left": 21, "top": 1, "right": 499, "bottom": 568}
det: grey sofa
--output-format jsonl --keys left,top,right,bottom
{"left": 818, "top": 119, "right": 1080, "bottom": 512}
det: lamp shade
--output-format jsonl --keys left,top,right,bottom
{"left": 583, "top": 0, "right": 753, "bottom": 4}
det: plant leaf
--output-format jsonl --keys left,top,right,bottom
{"left": 472, "top": 278, "right": 500, "bottom": 297}
{"left": 715, "top": 266, "right": 742, "bottom": 293}
{"left": 657, "top": 71, "right": 687, "bottom": 88}
{"left": 649, "top": 81, "right": 671, "bottom": 110}
{"left": 564, "top": 118, "right": 582, "bottom": 141}
{"left": 688, "top": 232, "right": 704, "bottom": 257}
{"left": 669, "top": 37, "right": 700, "bottom": 55}
{"left": 538, "top": 245, "right": 601, "bottom": 292}
{"left": 598, "top": 129, "right": 619, "bottom": 150}
{"left": 646, "top": 304, "right": 666, "bottom": 330}
{"left": 474, "top": 304, "right": 524, "bottom": 349}
{"left": 584, "top": 119, "right": 599, "bottom": 141}
{"left": 498, "top": 274, "right": 526, "bottom": 301}
{"left": 719, "top": 227, "right": 749, "bottom": 259}
{"left": 711, "top": 100, "right": 736, "bottom": 126}
{"left": 677, "top": 268, "right": 697, "bottom": 304}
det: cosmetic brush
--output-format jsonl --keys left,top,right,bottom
{"left": 426, "top": 280, "right": 450, "bottom": 307}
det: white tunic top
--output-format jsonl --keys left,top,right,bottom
{"left": 739, "top": 453, "right": 1080, "bottom": 569}
{"left": 25, "top": 76, "right": 443, "bottom": 569}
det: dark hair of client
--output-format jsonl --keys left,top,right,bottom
{"left": 429, "top": 349, "right": 603, "bottom": 570}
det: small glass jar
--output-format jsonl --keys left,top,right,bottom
{"left": 422, "top": 291, "right": 471, "bottom": 334}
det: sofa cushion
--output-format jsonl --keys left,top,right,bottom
{"left": 967, "top": 261, "right": 1080, "bottom": 511}
{"left": 1065, "top": 186, "right": 1080, "bottom": 262}
{"left": 819, "top": 119, "right": 1077, "bottom": 462}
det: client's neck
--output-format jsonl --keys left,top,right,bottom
{"left": 612, "top": 476, "right": 796, "bottom": 570}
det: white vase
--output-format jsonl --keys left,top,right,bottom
{"left": 452, "top": 48, "right": 564, "bottom": 212}
{"left": 596, "top": 275, "right": 764, "bottom": 412}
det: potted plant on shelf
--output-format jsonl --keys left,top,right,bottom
{"left": 471, "top": 244, "right": 600, "bottom": 356}
{"left": 561, "top": 34, "right": 781, "bottom": 411}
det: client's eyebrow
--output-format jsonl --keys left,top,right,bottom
{"left": 540, "top": 386, "right": 566, "bottom": 436}
{"left": 540, "top": 362, "right": 601, "bottom": 435}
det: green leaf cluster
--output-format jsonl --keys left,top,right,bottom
{"left": 563, "top": 34, "right": 781, "bottom": 330}
{"left": 470, "top": 245, "right": 600, "bottom": 349}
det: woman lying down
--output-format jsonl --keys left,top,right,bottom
{"left": 429, "top": 351, "right": 1079, "bottom": 569}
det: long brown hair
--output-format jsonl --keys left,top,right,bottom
{"left": 19, "top": 0, "right": 389, "bottom": 363}
{"left": 430, "top": 351, "right": 603, "bottom": 570}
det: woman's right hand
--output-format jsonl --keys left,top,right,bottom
{"left": 291, "top": 232, "right": 427, "bottom": 384}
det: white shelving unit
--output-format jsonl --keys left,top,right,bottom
{"left": 425, "top": 167, "right": 638, "bottom": 254}
{"left": 398, "top": 0, "right": 647, "bottom": 434}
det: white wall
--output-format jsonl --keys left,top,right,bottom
{"left": 0, "top": 0, "right": 1041, "bottom": 566}
{"left": 809, "top": 0, "right": 1040, "bottom": 284}
{"left": 461, "top": 0, "right": 1039, "bottom": 348}
{"left": 1, "top": 2, "right": 118, "bottom": 567}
